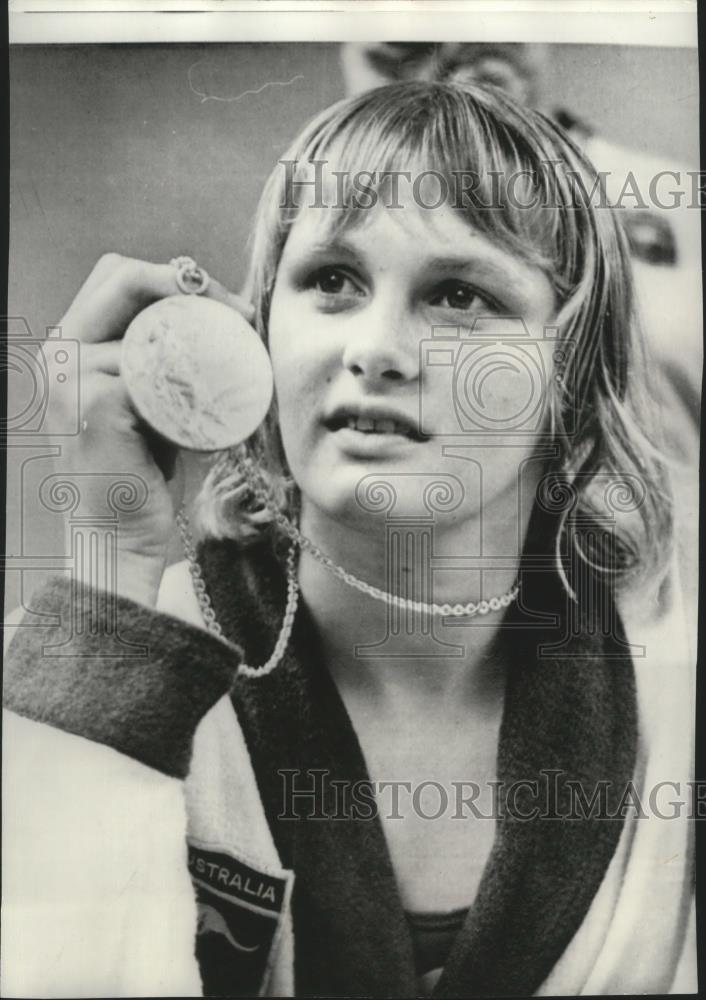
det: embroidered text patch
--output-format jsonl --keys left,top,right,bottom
{"left": 188, "top": 840, "right": 291, "bottom": 996}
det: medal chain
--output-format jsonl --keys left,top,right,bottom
{"left": 237, "top": 456, "right": 520, "bottom": 618}
{"left": 176, "top": 456, "right": 519, "bottom": 677}
{"left": 176, "top": 505, "right": 299, "bottom": 678}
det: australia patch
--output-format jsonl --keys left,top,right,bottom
{"left": 187, "top": 839, "right": 293, "bottom": 997}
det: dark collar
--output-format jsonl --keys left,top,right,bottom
{"left": 198, "top": 527, "right": 637, "bottom": 998}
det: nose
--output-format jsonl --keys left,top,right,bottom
{"left": 341, "top": 303, "right": 419, "bottom": 387}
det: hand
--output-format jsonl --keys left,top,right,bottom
{"left": 48, "top": 253, "right": 255, "bottom": 606}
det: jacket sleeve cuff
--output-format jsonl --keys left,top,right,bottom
{"left": 3, "top": 575, "right": 244, "bottom": 778}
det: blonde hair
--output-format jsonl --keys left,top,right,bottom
{"left": 195, "top": 81, "right": 673, "bottom": 595}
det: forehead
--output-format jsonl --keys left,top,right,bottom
{"left": 279, "top": 152, "right": 556, "bottom": 268}
{"left": 282, "top": 192, "right": 491, "bottom": 256}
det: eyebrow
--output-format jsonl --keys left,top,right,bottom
{"left": 290, "top": 238, "right": 367, "bottom": 268}
{"left": 426, "top": 254, "right": 545, "bottom": 299}
{"left": 287, "top": 235, "right": 535, "bottom": 291}
{"left": 425, "top": 255, "right": 517, "bottom": 281}
{"left": 294, "top": 239, "right": 515, "bottom": 272}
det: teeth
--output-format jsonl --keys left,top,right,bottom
{"left": 339, "top": 415, "right": 414, "bottom": 436}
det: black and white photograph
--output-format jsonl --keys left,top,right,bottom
{"left": 2, "top": 2, "right": 701, "bottom": 996}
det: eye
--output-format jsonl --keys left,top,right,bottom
{"left": 430, "top": 280, "right": 496, "bottom": 313}
{"left": 309, "top": 267, "right": 361, "bottom": 297}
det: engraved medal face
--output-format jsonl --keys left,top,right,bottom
{"left": 121, "top": 295, "right": 273, "bottom": 451}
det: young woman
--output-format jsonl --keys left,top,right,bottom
{"left": 3, "top": 82, "right": 696, "bottom": 997}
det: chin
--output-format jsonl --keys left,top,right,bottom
{"left": 299, "top": 463, "right": 387, "bottom": 527}
{"left": 297, "top": 454, "right": 474, "bottom": 531}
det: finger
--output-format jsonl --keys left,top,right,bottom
{"left": 60, "top": 252, "right": 131, "bottom": 318}
{"left": 81, "top": 341, "right": 123, "bottom": 375}
{"left": 61, "top": 259, "right": 195, "bottom": 343}
{"left": 83, "top": 376, "right": 176, "bottom": 475}
{"left": 62, "top": 257, "right": 255, "bottom": 344}
{"left": 205, "top": 277, "right": 256, "bottom": 322}
{"left": 166, "top": 449, "right": 186, "bottom": 500}
{"left": 229, "top": 293, "right": 256, "bottom": 323}
{"left": 137, "top": 419, "right": 181, "bottom": 483}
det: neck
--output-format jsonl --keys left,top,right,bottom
{"left": 296, "top": 478, "right": 536, "bottom": 708}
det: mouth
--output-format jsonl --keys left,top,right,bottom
{"left": 325, "top": 408, "right": 429, "bottom": 443}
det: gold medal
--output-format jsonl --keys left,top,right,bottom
{"left": 121, "top": 294, "right": 273, "bottom": 451}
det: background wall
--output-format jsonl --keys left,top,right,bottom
{"left": 6, "top": 42, "right": 701, "bottom": 613}
{"left": 8, "top": 43, "right": 701, "bottom": 334}
{"left": 540, "top": 43, "right": 699, "bottom": 167}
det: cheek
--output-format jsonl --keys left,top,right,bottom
{"left": 270, "top": 341, "right": 327, "bottom": 414}
{"left": 268, "top": 297, "right": 307, "bottom": 412}
{"left": 267, "top": 321, "right": 333, "bottom": 469}
{"left": 464, "top": 352, "right": 543, "bottom": 426}
{"left": 424, "top": 338, "right": 554, "bottom": 436}
{"left": 268, "top": 292, "right": 339, "bottom": 417}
